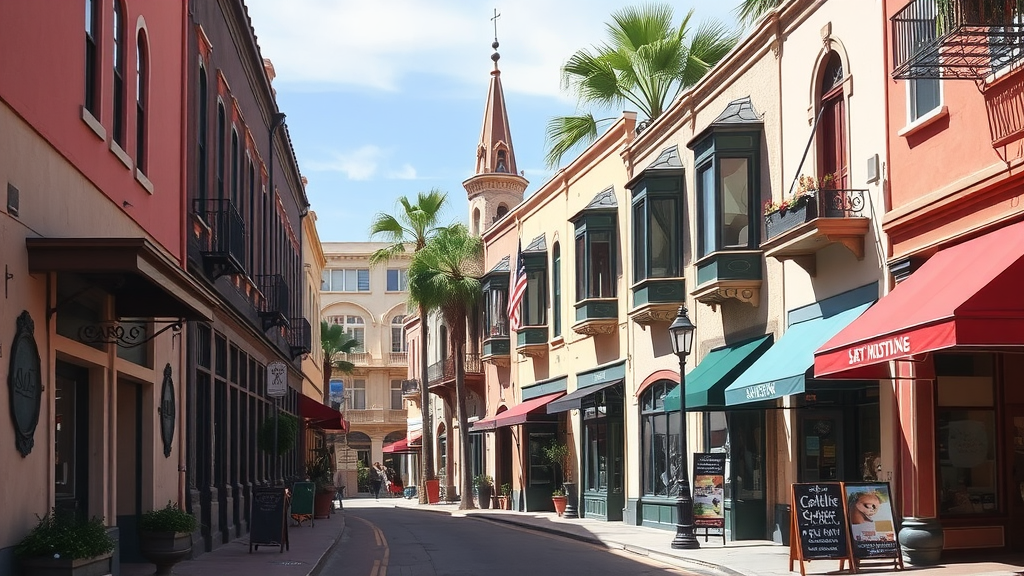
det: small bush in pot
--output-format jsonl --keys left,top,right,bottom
{"left": 139, "top": 502, "right": 197, "bottom": 576}
{"left": 16, "top": 508, "right": 115, "bottom": 576}
{"left": 141, "top": 501, "right": 198, "bottom": 533}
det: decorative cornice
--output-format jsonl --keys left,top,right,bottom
{"left": 692, "top": 280, "right": 761, "bottom": 311}
{"left": 517, "top": 344, "right": 547, "bottom": 358}
{"left": 627, "top": 304, "right": 679, "bottom": 326}
{"left": 482, "top": 354, "right": 511, "bottom": 368}
{"left": 571, "top": 319, "right": 618, "bottom": 336}
{"left": 464, "top": 173, "right": 529, "bottom": 199}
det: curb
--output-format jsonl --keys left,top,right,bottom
{"left": 306, "top": 513, "right": 346, "bottom": 576}
{"left": 402, "top": 504, "right": 746, "bottom": 576}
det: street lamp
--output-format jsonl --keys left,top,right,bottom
{"left": 667, "top": 305, "right": 699, "bottom": 550}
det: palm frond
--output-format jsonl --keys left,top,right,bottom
{"left": 735, "top": 0, "right": 783, "bottom": 27}
{"left": 678, "top": 20, "right": 740, "bottom": 89}
{"left": 543, "top": 114, "right": 601, "bottom": 169}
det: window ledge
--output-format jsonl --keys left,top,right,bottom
{"left": 81, "top": 106, "right": 106, "bottom": 141}
{"left": 110, "top": 140, "right": 133, "bottom": 170}
{"left": 135, "top": 169, "right": 154, "bottom": 195}
{"left": 898, "top": 105, "right": 948, "bottom": 139}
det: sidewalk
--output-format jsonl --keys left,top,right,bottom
{"left": 120, "top": 496, "right": 1024, "bottom": 576}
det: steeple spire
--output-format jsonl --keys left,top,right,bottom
{"left": 463, "top": 12, "right": 528, "bottom": 236}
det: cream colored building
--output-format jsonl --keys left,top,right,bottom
{"left": 320, "top": 242, "right": 411, "bottom": 491}
{"left": 470, "top": 0, "right": 891, "bottom": 540}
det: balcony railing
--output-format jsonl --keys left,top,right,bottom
{"left": 256, "top": 274, "right": 291, "bottom": 331}
{"left": 193, "top": 198, "right": 245, "bottom": 279}
{"left": 892, "top": 0, "right": 1024, "bottom": 79}
{"left": 339, "top": 352, "right": 369, "bottom": 365}
{"left": 345, "top": 408, "right": 408, "bottom": 424}
{"left": 426, "top": 353, "right": 482, "bottom": 386}
{"left": 288, "top": 317, "right": 312, "bottom": 360}
{"left": 401, "top": 379, "right": 420, "bottom": 398}
{"left": 389, "top": 352, "right": 408, "bottom": 366}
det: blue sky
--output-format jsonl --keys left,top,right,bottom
{"left": 245, "top": 0, "right": 747, "bottom": 242}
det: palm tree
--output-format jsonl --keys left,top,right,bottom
{"left": 407, "top": 224, "right": 483, "bottom": 510}
{"left": 368, "top": 188, "right": 451, "bottom": 504}
{"left": 320, "top": 320, "right": 359, "bottom": 405}
{"left": 545, "top": 3, "right": 739, "bottom": 168}
{"left": 735, "top": 0, "right": 783, "bottom": 28}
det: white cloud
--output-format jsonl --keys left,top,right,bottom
{"left": 305, "top": 145, "right": 384, "bottom": 180}
{"left": 388, "top": 164, "right": 418, "bottom": 180}
{"left": 245, "top": 0, "right": 714, "bottom": 100}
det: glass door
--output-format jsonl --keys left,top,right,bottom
{"left": 54, "top": 361, "right": 89, "bottom": 516}
{"left": 799, "top": 411, "right": 844, "bottom": 482}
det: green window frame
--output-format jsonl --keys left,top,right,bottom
{"left": 573, "top": 216, "right": 617, "bottom": 302}
{"left": 482, "top": 274, "right": 509, "bottom": 338}
{"left": 552, "top": 243, "right": 562, "bottom": 337}
{"left": 523, "top": 251, "right": 547, "bottom": 327}
{"left": 632, "top": 178, "right": 682, "bottom": 282}
{"left": 694, "top": 142, "right": 760, "bottom": 258}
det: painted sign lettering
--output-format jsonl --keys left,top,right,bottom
{"left": 846, "top": 336, "right": 911, "bottom": 366}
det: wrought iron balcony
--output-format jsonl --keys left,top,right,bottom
{"left": 193, "top": 198, "right": 245, "bottom": 279}
{"left": 426, "top": 353, "right": 483, "bottom": 386}
{"left": 761, "top": 188, "right": 871, "bottom": 275}
{"left": 288, "top": 317, "right": 311, "bottom": 360}
{"left": 401, "top": 379, "right": 420, "bottom": 399}
{"left": 892, "top": 0, "right": 1024, "bottom": 80}
{"left": 256, "top": 274, "right": 290, "bottom": 331}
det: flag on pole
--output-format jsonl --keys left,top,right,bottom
{"left": 508, "top": 239, "right": 528, "bottom": 332}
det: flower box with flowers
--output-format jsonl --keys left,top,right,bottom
{"left": 764, "top": 174, "right": 834, "bottom": 239}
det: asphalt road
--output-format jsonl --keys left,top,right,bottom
{"left": 321, "top": 505, "right": 700, "bottom": 576}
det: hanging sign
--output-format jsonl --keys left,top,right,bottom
{"left": 267, "top": 361, "right": 287, "bottom": 398}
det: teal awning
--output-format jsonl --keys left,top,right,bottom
{"left": 663, "top": 335, "right": 773, "bottom": 412}
{"left": 725, "top": 303, "right": 872, "bottom": 406}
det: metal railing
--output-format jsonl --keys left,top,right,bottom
{"left": 401, "top": 379, "right": 420, "bottom": 397}
{"left": 817, "top": 188, "right": 868, "bottom": 218}
{"left": 288, "top": 318, "right": 312, "bottom": 359}
{"left": 426, "top": 353, "right": 482, "bottom": 385}
{"left": 193, "top": 198, "right": 245, "bottom": 277}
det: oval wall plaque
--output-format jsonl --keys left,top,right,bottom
{"left": 9, "top": 311, "right": 42, "bottom": 457}
{"left": 159, "top": 363, "right": 175, "bottom": 457}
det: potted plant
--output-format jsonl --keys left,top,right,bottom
{"left": 764, "top": 173, "right": 834, "bottom": 239}
{"left": 306, "top": 447, "right": 336, "bottom": 519}
{"left": 497, "top": 482, "right": 512, "bottom": 510}
{"left": 474, "top": 474, "right": 494, "bottom": 509}
{"left": 16, "top": 508, "right": 115, "bottom": 576}
{"left": 542, "top": 440, "right": 572, "bottom": 516}
{"left": 139, "top": 501, "right": 198, "bottom": 576}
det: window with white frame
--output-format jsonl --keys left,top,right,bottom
{"left": 390, "top": 379, "right": 403, "bottom": 410}
{"left": 348, "top": 379, "right": 366, "bottom": 410}
{"left": 386, "top": 268, "right": 408, "bottom": 291}
{"left": 909, "top": 78, "right": 940, "bottom": 123}
{"left": 327, "top": 315, "right": 365, "bottom": 352}
{"left": 321, "top": 268, "right": 370, "bottom": 292}
{"left": 391, "top": 315, "right": 406, "bottom": 353}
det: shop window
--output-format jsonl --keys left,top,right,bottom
{"left": 528, "top": 431, "right": 555, "bottom": 486}
{"left": 641, "top": 380, "right": 678, "bottom": 497}
{"left": 935, "top": 353, "right": 998, "bottom": 516}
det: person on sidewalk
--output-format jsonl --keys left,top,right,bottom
{"left": 370, "top": 462, "right": 387, "bottom": 500}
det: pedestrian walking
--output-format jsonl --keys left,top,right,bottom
{"left": 370, "top": 462, "right": 387, "bottom": 500}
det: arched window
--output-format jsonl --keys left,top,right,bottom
{"left": 85, "top": 0, "right": 100, "bottom": 115}
{"left": 327, "top": 314, "right": 365, "bottom": 353}
{"left": 216, "top": 103, "right": 226, "bottom": 200}
{"left": 496, "top": 150, "right": 508, "bottom": 173}
{"left": 112, "top": 0, "right": 126, "bottom": 146}
{"left": 136, "top": 30, "right": 148, "bottom": 172}
{"left": 641, "top": 380, "right": 678, "bottom": 497}
{"left": 197, "top": 67, "right": 208, "bottom": 202}
{"left": 472, "top": 207, "right": 481, "bottom": 236}
{"left": 495, "top": 204, "right": 508, "bottom": 221}
{"left": 391, "top": 315, "right": 406, "bottom": 353}
{"left": 819, "top": 51, "right": 847, "bottom": 188}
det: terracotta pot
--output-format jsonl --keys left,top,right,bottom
{"left": 314, "top": 490, "right": 335, "bottom": 519}
{"left": 552, "top": 495, "right": 568, "bottom": 517}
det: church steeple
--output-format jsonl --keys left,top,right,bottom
{"left": 463, "top": 12, "right": 528, "bottom": 236}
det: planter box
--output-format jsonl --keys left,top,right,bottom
{"left": 21, "top": 552, "right": 113, "bottom": 576}
{"left": 765, "top": 202, "right": 817, "bottom": 240}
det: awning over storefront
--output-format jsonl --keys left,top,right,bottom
{"left": 470, "top": 392, "right": 564, "bottom": 432}
{"left": 383, "top": 432, "right": 422, "bottom": 454}
{"left": 547, "top": 379, "right": 623, "bottom": 414}
{"left": 725, "top": 303, "right": 872, "bottom": 406}
{"left": 26, "top": 237, "right": 214, "bottom": 321}
{"left": 663, "top": 335, "right": 773, "bottom": 412}
{"left": 815, "top": 221, "right": 1024, "bottom": 379}
{"left": 298, "top": 394, "right": 349, "bottom": 432}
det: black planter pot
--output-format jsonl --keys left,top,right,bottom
{"left": 765, "top": 200, "right": 817, "bottom": 239}
{"left": 898, "top": 517, "right": 943, "bottom": 566}
{"left": 139, "top": 530, "right": 193, "bottom": 576}
{"left": 20, "top": 552, "right": 113, "bottom": 576}
{"left": 478, "top": 485, "right": 493, "bottom": 509}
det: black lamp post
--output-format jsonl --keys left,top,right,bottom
{"left": 668, "top": 305, "right": 699, "bottom": 550}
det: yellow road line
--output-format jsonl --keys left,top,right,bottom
{"left": 351, "top": 516, "right": 390, "bottom": 576}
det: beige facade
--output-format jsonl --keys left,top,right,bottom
{"left": 300, "top": 209, "right": 327, "bottom": 402}
{"left": 320, "top": 242, "right": 411, "bottom": 491}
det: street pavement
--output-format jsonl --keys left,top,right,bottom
{"left": 121, "top": 495, "right": 1024, "bottom": 576}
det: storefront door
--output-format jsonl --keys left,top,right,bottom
{"left": 799, "top": 411, "right": 844, "bottom": 481}
{"left": 54, "top": 361, "right": 90, "bottom": 516}
{"left": 727, "top": 411, "right": 765, "bottom": 539}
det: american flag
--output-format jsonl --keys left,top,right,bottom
{"left": 507, "top": 239, "right": 528, "bottom": 332}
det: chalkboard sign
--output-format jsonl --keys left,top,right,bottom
{"left": 291, "top": 481, "right": 315, "bottom": 527}
{"left": 789, "top": 483, "right": 853, "bottom": 575}
{"left": 845, "top": 482, "right": 901, "bottom": 565}
{"left": 249, "top": 487, "right": 289, "bottom": 553}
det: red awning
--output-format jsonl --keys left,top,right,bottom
{"left": 383, "top": 432, "right": 422, "bottom": 454}
{"left": 469, "top": 392, "right": 564, "bottom": 432}
{"left": 298, "top": 394, "right": 349, "bottom": 432}
{"left": 814, "top": 221, "right": 1024, "bottom": 379}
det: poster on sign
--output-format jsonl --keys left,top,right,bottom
{"left": 691, "top": 453, "right": 726, "bottom": 529}
{"left": 844, "top": 482, "right": 900, "bottom": 560}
